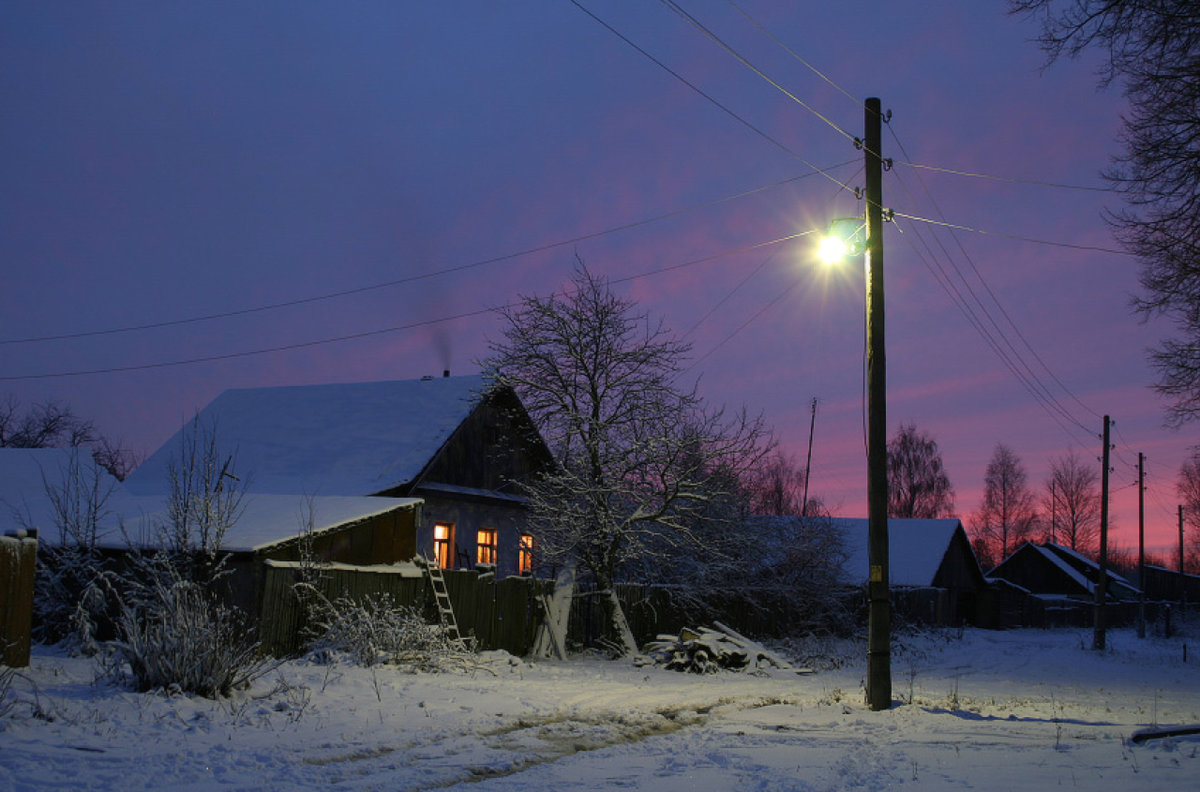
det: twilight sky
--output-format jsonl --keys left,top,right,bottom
{"left": 1, "top": 1, "right": 1193, "bottom": 553}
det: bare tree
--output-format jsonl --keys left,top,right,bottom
{"left": 157, "top": 415, "right": 246, "bottom": 583}
{"left": 746, "top": 449, "right": 806, "bottom": 516}
{"left": 484, "top": 262, "right": 771, "bottom": 654}
{"left": 973, "top": 444, "right": 1040, "bottom": 562}
{"left": 0, "top": 396, "right": 139, "bottom": 480}
{"left": 0, "top": 397, "right": 96, "bottom": 449}
{"left": 887, "top": 423, "right": 955, "bottom": 518}
{"left": 1043, "top": 450, "right": 1102, "bottom": 554}
{"left": 1178, "top": 450, "right": 1200, "bottom": 569}
{"left": 1011, "top": 1, "right": 1200, "bottom": 425}
{"left": 27, "top": 448, "right": 124, "bottom": 650}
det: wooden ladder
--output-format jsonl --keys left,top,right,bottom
{"left": 419, "top": 556, "right": 465, "bottom": 648}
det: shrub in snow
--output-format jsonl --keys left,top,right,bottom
{"left": 34, "top": 544, "right": 121, "bottom": 654}
{"left": 303, "top": 591, "right": 463, "bottom": 670}
{"left": 106, "top": 554, "right": 272, "bottom": 698}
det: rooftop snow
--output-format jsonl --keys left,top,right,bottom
{"left": 835, "top": 517, "right": 964, "bottom": 587}
{"left": 124, "top": 374, "right": 490, "bottom": 497}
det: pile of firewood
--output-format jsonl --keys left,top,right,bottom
{"left": 639, "top": 622, "right": 802, "bottom": 674}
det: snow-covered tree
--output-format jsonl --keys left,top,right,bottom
{"left": 484, "top": 262, "right": 771, "bottom": 654}
{"left": 973, "top": 444, "right": 1039, "bottom": 562}
{"left": 157, "top": 415, "right": 246, "bottom": 583}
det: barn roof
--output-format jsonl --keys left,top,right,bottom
{"left": 124, "top": 374, "right": 492, "bottom": 497}
{"left": 752, "top": 515, "right": 971, "bottom": 587}
{"left": 835, "top": 517, "right": 967, "bottom": 587}
{"left": 0, "top": 448, "right": 422, "bottom": 552}
{"left": 115, "top": 493, "right": 422, "bottom": 553}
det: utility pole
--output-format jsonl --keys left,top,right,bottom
{"left": 802, "top": 397, "right": 817, "bottom": 517}
{"left": 1093, "top": 415, "right": 1111, "bottom": 651}
{"left": 1137, "top": 452, "right": 1145, "bottom": 639}
{"left": 1181, "top": 504, "right": 1187, "bottom": 613}
{"left": 1049, "top": 478, "right": 1057, "bottom": 545}
{"left": 864, "top": 96, "right": 890, "bottom": 711}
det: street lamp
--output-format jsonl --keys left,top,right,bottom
{"left": 817, "top": 97, "right": 890, "bottom": 711}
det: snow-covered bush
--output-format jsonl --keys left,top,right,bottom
{"left": 303, "top": 591, "right": 462, "bottom": 669}
{"left": 107, "top": 554, "right": 271, "bottom": 697}
{"left": 0, "top": 663, "right": 14, "bottom": 720}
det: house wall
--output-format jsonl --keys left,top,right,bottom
{"left": 415, "top": 492, "right": 529, "bottom": 578}
{"left": 259, "top": 508, "right": 418, "bottom": 567}
{"left": 418, "top": 388, "right": 551, "bottom": 494}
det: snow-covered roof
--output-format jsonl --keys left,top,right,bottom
{"left": 835, "top": 517, "right": 965, "bottom": 587}
{"left": 113, "top": 493, "right": 422, "bottom": 553}
{"left": 124, "top": 374, "right": 491, "bottom": 497}
{"left": 1030, "top": 544, "right": 1095, "bottom": 594}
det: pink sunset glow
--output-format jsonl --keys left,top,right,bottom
{"left": 1, "top": 0, "right": 1193, "bottom": 557}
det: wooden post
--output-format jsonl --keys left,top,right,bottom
{"left": 1138, "top": 452, "right": 1146, "bottom": 639}
{"left": 1093, "top": 415, "right": 1110, "bottom": 651}
{"left": 864, "top": 96, "right": 890, "bottom": 710}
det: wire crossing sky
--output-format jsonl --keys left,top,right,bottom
{"left": 0, "top": 0, "right": 1190, "bottom": 550}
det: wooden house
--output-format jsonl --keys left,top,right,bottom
{"left": 834, "top": 517, "right": 987, "bottom": 626}
{"left": 988, "top": 542, "right": 1141, "bottom": 602}
{"left": 124, "top": 373, "right": 553, "bottom": 578}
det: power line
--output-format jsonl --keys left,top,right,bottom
{"left": 2, "top": 229, "right": 819, "bottom": 381}
{"left": 888, "top": 126, "right": 1105, "bottom": 426}
{"left": 897, "top": 161, "right": 1117, "bottom": 193}
{"left": 2, "top": 162, "right": 855, "bottom": 346}
{"left": 568, "top": 0, "right": 854, "bottom": 192}
{"left": 657, "top": 0, "right": 857, "bottom": 143}
{"left": 723, "top": 0, "right": 858, "bottom": 105}
{"left": 891, "top": 211, "right": 1132, "bottom": 256}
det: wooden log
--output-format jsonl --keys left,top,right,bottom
{"left": 1130, "top": 724, "right": 1200, "bottom": 744}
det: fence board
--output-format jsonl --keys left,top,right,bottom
{"left": 1, "top": 535, "right": 37, "bottom": 667}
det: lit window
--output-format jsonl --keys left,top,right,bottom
{"left": 476, "top": 528, "right": 497, "bottom": 566}
{"left": 518, "top": 533, "right": 534, "bottom": 575}
{"left": 433, "top": 522, "right": 455, "bottom": 569}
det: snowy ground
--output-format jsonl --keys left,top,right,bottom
{"left": 2, "top": 627, "right": 1199, "bottom": 791}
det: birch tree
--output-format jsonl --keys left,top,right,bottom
{"left": 1043, "top": 450, "right": 1101, "bottom": 554}
{"left": 484, "top": 263, "right": 770, "bottom": 654}
{"left": 887, "top": 423, "right": 955, "bottom": 519}
{"left": 974, "top": 443, "right": 1039, "bottom": 562}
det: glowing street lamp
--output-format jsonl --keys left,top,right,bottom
{"left": 816, "top": 217, "right": 865, "bottom": 265}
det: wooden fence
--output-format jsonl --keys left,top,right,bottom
{"left": 255, "top": 560, "right": 804, "bottom": 659}
{"left": 1, "top": 535, "right": 37, "bottom": 667}
{"left": 257, "top": 561, "right": 552, "bottom": 657}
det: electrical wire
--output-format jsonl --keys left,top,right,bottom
{"left": 887, "top": 125, "right": 1107, "bottom": 427}
{"left": 1, "top": 229, "right": 820, "bottom": 381}
{"left": 657, "top": 0, "right": 857, "bottom": 143}
{"left": 890, "top": 212, "right": 1132, "bottom": 256}
{"left": 723, "top": 0, "right": 858, "bottom": 105}
{"left": 896, "top": 161, "right": 1117, "bottom": 193}
{"left": 1, "top": 161, "right": 856, "bottom": 346}
{"left": 567, "top": 0, "right": 855, "bottom": 193}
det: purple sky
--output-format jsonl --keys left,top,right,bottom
{"left": 2, "top": 1, "right": 1192, "bottom": 553}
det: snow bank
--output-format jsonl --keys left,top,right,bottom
{"left": 2, "top": 627, "right": 1198, "bottom": 790}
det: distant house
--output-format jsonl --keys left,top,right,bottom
{"left": 988, "top": 542, "right": 1141, "bottom": 602}
{"left": 1130, "top": 564, "right": 1200, "bottom": 604}
{"left": 124, "top": 373, "right": 553, "bottom": 578}
{"left": 834, "top": 517, "right": 987, "bottom": 625}
{"left": 749, "top": 515, "right": 986, "bottom": 626}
